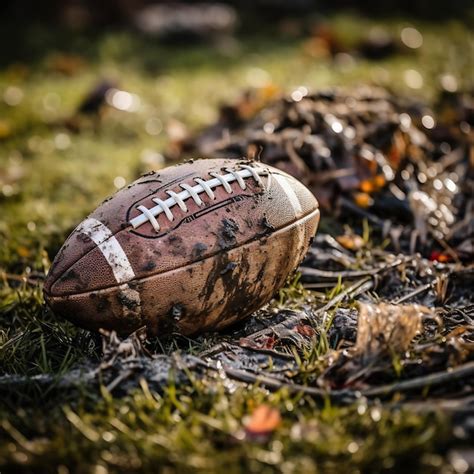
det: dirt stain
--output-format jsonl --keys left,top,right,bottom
{"left": 192, "top": 242, "right": 208, "bottom": 259}
{"left": 158, "top": 304, "right": 186, "bottom": 334}
{"left": 218, "top": 218, "right": 239, "bottom": 249}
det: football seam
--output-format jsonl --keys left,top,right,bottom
{"left": 129, "top": 165, "right": 266, "bottom": 232}
{"left": 45, "top": 166, "right": 315, "bottom": 293}
{"left": 44, "top": 207, "right": 320, "bottom": 298}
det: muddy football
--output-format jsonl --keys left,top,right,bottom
{"left": 43, "top": 158, "right": 320, "bottom": 335}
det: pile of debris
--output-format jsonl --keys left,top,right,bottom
{"left": 1, "top": 84, "right": 473, "bottom": 470}
{"left": 2, "top": 240, "right": 472, "bottom": 404}
{"left": 186, "top": 86, "right": 473, "bottom": 261}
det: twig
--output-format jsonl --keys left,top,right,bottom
{"left": 200, "top": 341, "right": 295, "bottom": 360}
{"left": 301, "top": 267, "right": 377, "bottom": 280}
{"left": 195, "top": 359, "right": 355, "bottom": 402}
{"left": 223, "top": 366, "right": 332, "bottom": 397}
{"left": 318, "top": 277, "right": 374, "bottom": 325}
{"left": 433, "top": 236, "right": 461, "bottom": 264}
{"left": 360, "top": 360, "right": 474, "bottom": 398}
{"left": 208, "top": 360, "right": 474, "bottom": 403}
{"left": 303, "top": 282, "right": 336, "bottom": 290}
{"left": 392, "top": 395, "right": 474, "bottom": 414}
{"left": 0, "top": 271, "right": 43, "bottom": 286}
{"left": 393, "top": 282, "right": 433, "bottom": 304}
{"left": 105, "top": 369, "right": 134, "bottom": 393}
{"left": 300, "top": 257, "right": 406, "bottom": 282}
{"left": 339, "top": 197, "right": 386, "bottom": 228}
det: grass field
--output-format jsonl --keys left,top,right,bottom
{"left": 0, "top": 14, "right": 473, "bottom": 473}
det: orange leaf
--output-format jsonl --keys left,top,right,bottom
{"left": 296, "top": 324, "right": 316, "bottom": 337}
{"left": 429, "top": 251, "right": 452, "bottom": 263}
{"left": 359, "top": 179, "right": 375, "bottom": 193}
{"left": 17, "top": 246, "right": 30, "bottom": 258}
{"left": 0, "top": 120, "right": 12, "bottom": 139}
{"left": 245, "top": 405, "right": 281, "bottom": 436}
{"left": 373, "top": 174, "right": 386, "bottom": 189}
{"left": 259, "top": 83, "right": 280, "bottom": 101}
{"left": 354, "top": 192, "right": 373, "bottom": 208}
{"left": 336, "top": 234, "right": 365, "bottom": 251}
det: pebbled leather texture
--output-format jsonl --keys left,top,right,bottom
{"left": 44, "top": 158, "right": 320, "bottom": 336}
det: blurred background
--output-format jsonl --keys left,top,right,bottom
{"left": 0, "top": 0, "right": 472, "bottom": 267}
{"left": 1, "top": 4, "right": 473, "bottom": 472}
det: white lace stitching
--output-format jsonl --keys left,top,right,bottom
{"left": 208, "top": 172, "right": 233, "bottom": 193}
{"left": 130, "top": 165, "right": 266, "bottom": 232}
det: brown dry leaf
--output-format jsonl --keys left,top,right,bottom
{"left": 237, "top": 84, "right": 281, "bottom": 120}
{"left": 302, "top": 37, "right": 332, "bottom": 59}
{"left": 388, "top": 130, "right": 407, "bottom": 168}
{"left": 239, "top": 336, "right": 277, "bottom": 350}
{"left": 48, "top": 53, "right": 86, "bottom": 76}
{"left": 244, "top": 405, "right": 281, "bottom": 436}
{"left": 17, "top": 246, "right": 31, "bottom": 258}
{"left": 260, "top": 83, "right": 280, "bottom": 102}
{"left": 262, "top": 336, "right": 277, "bottom": 350}
{"left": 355, "top": 302, "right": 429, "bottom": 357}
{"left": 0, "top": 120, "right": 12, "bottom": 139}
{"left": 166, "top": 119, "right": 190, "bottom": 159}
{"left": 296, "top": 324, "right": 316, "bottom": 337}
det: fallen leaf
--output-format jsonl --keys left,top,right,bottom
{"left": 0, "top": 120, "right": 12, "bottom": 139}
{"left": 429, "top": 251, "right": 452, "bottom": 263}
{"left": 239, "top": 336, "right": 277, "bottom": 350}
{"left": 296, "top": 324, "right": 316, "bottom": 337}
{"left": 263, "top": 336, "right": 277, "bottom": 350}
{"left": 336, "top": 234, "right": 365, "bottom": 251}
{"left": 245, "top": 405, "right": 281, "bottom": 437}
{"left": 48, "top": 53, "right": 86, "bottom": 76}
{"left": 17, "top": 246, "right": 30, "bottom": 258}
{"left": 353, "top": 192, "right": 373, "bottom": 208}
{"left": 373, "top": 174, "right": 386, "bottom": 189}
{"left": 360, "top": 179, "right": 375, "bottom": 193}
{"left": 355, "top": 302, "right": 428, "bottom": 358}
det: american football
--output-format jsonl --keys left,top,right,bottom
{"left": 43, "top": 158, "right": 320, "bottom": 335}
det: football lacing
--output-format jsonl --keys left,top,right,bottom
{"left": 130, "top": 164, "right": 266, "bottom": 232}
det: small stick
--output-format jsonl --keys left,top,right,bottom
{"left": 0, "top": 271, "right": 43, "bottom": 286}
{"left": 209, "top": 360, "right": 474, "bottom": 402}
{"left": 105, "top": 369, "right": 134, "bottom": 393}
{"left": 223, "top": 366, "right": 329, "bottom": 397}
{"left": 393, "top": 282, "right": 433, "bottom": 304}
{"left": 360, "top": 360, "right": 474, "bottom": 398}
{"left": 300, "top": 257, "right": 405, "bottom": 281}
{"left": 196, "top": 360, "right": 355, "bottom": 402}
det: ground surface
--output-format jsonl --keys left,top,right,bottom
{"left": 0, "top": 14, "right": 473, "bottom": 474}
